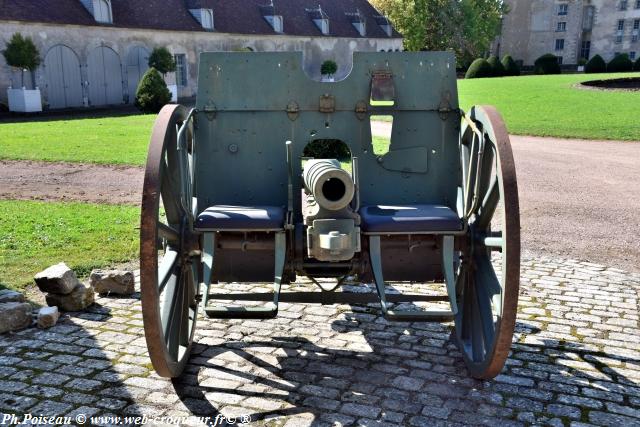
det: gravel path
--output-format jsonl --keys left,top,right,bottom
{"left": 1, "top": 131, "right": 638, "bottom": 272}
{"left": 0, "top": 160, "right": 143, "bottom": 205}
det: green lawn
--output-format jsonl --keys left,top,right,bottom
{"left": 0, "top": 73, "right": 637, "bottom": 168}
{"left": 0, "top": 200, "right": 139, "bottom": 292}
{"left": 0, "top": 113, "right": 154, "bottom": 165}
{"left": 458, "top": 72, "right": 640, "bottom": 141}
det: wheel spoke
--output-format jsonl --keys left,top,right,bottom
{"left": 164, "top": 265, "right": 184, "bottom": 359}
{"left": 470, "top": 278, "right": 485, "bottom": 361}
{"left": 475, "top": 253, "right": 503, "bottom": 313}
{"left": 476, "top": 177, "right": 499, "bottom": 229}
{"left": 158, "top": 222, "right": 179, "bottom": 244}
{"left": 473, "top": 256, "right": 498, "bottom": 352}
{"left": 160, "top": 159, "right": 183, "bottom": 225}
{"left": 158, "top": 249, "right": 179, "bottom": 293}
{"left": 476, "top": 143, "right": 496, "bottom": 212}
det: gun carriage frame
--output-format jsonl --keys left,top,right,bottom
{"left": 140, "top": 52, "right": 520, "bottom": 379}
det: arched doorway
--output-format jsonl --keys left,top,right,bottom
{"left": 44, "top": 45, "right": 83, "bottom": 109}
{"left": 126, "top": 46, "right": 150, "bottom": 103}
{"left": 87, "top": 46, "right": 123, "bottom": 106}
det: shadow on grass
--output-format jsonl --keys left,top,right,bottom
{"left": 0, "top": 105, "right": 146, "bottom": 124}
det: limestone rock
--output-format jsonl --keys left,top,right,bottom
{"left": 0, "top": 289, "right": 25, "bottom": 303}
{"left": 90, "top": 269, "right": 135, "bottom": 295}
{"left": 0, "top": 302, "right": 32, "bottom": 333}
{"left": 34, "top": 262, "right": 79, "bottom": 295}
{"left": 37, "top": 306, "right": 60, "bottom": 329}
{"left": 45, "top": 283, "right": 95, "bottom": 312}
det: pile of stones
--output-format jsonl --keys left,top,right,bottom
{"left": 35, "top": 262, "right": 95, "bottom": 311}
{"left": 0, "top": 262, "right": 135, "bottom": 335}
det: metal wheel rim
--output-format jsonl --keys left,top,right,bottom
{"left": 454, "top": 105, "right": 520, "bottom": 379}
{"left": 140, "top": 104, "right": 199, "bottom": 378}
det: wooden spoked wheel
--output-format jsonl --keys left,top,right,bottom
{"left": 140, "top": 104, "right": 199, "bottom": 378}
{"left": 454, "top": 105, "right": 520, "bottom": 379}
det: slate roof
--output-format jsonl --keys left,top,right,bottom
{"left": 0, "top": 0, "right": 401, "bottom": 38}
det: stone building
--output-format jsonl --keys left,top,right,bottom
{"left": 0, "top": 0, "right": 402, "bottom": 109}
{"left": 494, "top": 0, "right": 640, "bottom": 67}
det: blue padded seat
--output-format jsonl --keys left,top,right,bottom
{"left": 359, "top": 204, "right": 462, "bottom": 233}
{"left": 196, "top": 205, "right": 285, "bottom": 231}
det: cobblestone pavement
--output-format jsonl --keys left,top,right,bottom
{"left": 1, "top": 257, "right": 640, "bottom": 426}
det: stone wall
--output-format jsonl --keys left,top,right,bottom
{"left": 496, "top": 0, "right": 640, "bottom": 67}
{"left": 0, "top": 21, "right": 402, "bottom": 108}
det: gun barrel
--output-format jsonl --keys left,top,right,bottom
{"left": 303, "top": 159, "right": 355, "bottom": 211}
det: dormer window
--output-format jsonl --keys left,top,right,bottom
{"left": 346, "top": 9, "right": 366, "bottom": 36}
{"left": 202, "top": 9, "right": 214, "bottom": 30}
{"left": 260, "top": 1, "right": 283, "bottom": 33}
{"left": 80, "top": 0, "right": 113, "bottom": 24}
{"left": 189, "top": 8, "right": 214, "bottom": 30}
{"left": 374, "top": 15, "right": 393, "bottom": 37}
{"left": 266, "top": 15, "right": 283, "bottom": 32}
{"left": 307, "top": 5, "right": 330, "bottom": 35}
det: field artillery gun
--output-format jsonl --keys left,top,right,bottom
{"left": 140, "top": 51, "right": 520, "bottom": 379}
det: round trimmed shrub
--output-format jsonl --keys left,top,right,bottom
{"left": 321, "top": 60, "right": 337, "bottom": 76}
{"left": 148, "top": 47, "right": 176, "bottom": 76}
{"left": 501, "top": 55, "right": 520, "bottom": 76}
{"left": 534, "top": 54, "right": 561, "bottom": 75}
{"left": 135, "top": 67, "right": 171, "bottom": 113}
{"left": 465, "top": 58, "right": 493, "bottom": 79}
{"left": 607, "top": 54, "right": 633, "bottom": 72}
{"left": 487, "top": 56, "right": 505, "bottom": 77}
{"left": 585, "top": 55, "right": 606, "bottom": 73}
{"left": 635, "top": 57, "right": 640, "bottom": 71}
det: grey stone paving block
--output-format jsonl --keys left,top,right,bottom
{"left": 0, "top": 393, "right": 37, "bottom": 412}
{"left": 341, "top": 402, "right": 381, "bottom": 419}
{"left": 589, "top": 411, "right": 640, "bottom": 427}
{"left": 29, "top": 400, "right": 72, "bottom": 416}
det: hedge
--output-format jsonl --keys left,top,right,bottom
{"left": 465, "top": 58, "right": 493, "bottom": 79}
{"left": 585, "top": 55, "right": 606, "bottom": 73}
{"left": 534, "top": 54, "right": 561, "bottom": 75}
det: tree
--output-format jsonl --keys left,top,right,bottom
{"left": 148, "top": 47, "right": 175, "bottom": 76}
{"left": 135, "top": 67, "right": 171, "bottom": 113}
{"left": 370, "top": 0, "right": 507, "bottom": 67}
{"left": 320, "top": 60, "right": 337, "bottom": 77}
{"left": 2, "top": 33, "right": 41, "bottom": 87}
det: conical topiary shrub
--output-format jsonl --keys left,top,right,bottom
{"left": 135, "top": 67, "right": 171, "bottom": 113}
{"left": 501, "top": 55, "right": 520, "bottom": 76}
{"left": 465, "top": 58, "right": 493, "bottom": 79}
{"left": 487, "top": 56, "right": 505, "bottom": 77}
{"left": 585, "top": 55, "right": 606, "bottom": 73}
{"left": 607, "top": 54, "right": 633, "bottom": 72}
{"left": 534, "top": 54, "right": 561, "bottom": 75}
